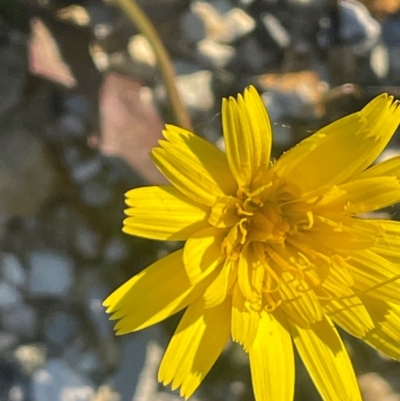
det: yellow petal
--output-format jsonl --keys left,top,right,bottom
{"left": 158, "top": 297, "right": 231, "bottom": 399}
{"left": 103, "top": 249, "right": 211, "bottom": 333}
{"left": 183, "top": 226, "right": 226, "bottom": 284}
{"left": 231, "top": 283, "right": 260, "bottom": 352}
{"left": 203, "top": 258, "right": 236, "bottom": 308}
{"left": 290, "top": 315, "right": 362, "bottom": 401}
{"left": 322, "top": 285, "right": 374, "bottom": 338}
{"left": 360, "top": 295, "right": 400, "bottom": 360}
{"left": 312, "top": 176, "right": 400, "bottom": 214}
{"left": 273, "top": 94, "right": 400, "bottom": 194}
{"left": 222, "top": 86, "right": 272, "bottom": 188}
{"left": 357, "top": 154, "right": 400, "bottom": 179}
{"left": 123, "top": 186, "right": 209, "bottom": 241}
{"left": 345, "top": 250, "right": 400, "bottom": 303}
{"left": 277, "top": 271, "right": 323, "bottom": 328}
{"left": 307, "top": 215, "right": 379, "bottom": 250}
{"left": 152, "top": 124, "right": 237, "bottom": 206}
{"left": 369, "top": 220, "right": 400, "bottom": 263}
{"left": 249, "top": 309, "right": 294, "bottom": 401}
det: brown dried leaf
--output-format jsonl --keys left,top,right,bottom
{"left": 99, "top": 73, "right": 166, "bottom": 184}
{"left": 28, "top": 18, "right": 77, "bottom": 88}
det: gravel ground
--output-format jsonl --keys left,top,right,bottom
{"left": 1, "top": 1, "right": 400, "bottom": 400}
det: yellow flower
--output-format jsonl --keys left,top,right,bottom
{"left": 104, "top": 86, "right": 400, "bottom": 401}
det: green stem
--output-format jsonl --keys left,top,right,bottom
{"left": 113, "top": 0, "right": 193, "bottom": 130}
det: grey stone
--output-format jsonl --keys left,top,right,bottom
{"left": 59, "top": 113, "right": 86, "bottom": 138}
{"left": 80, "top": 178, "right": 112, "bottom": 207}
{"left": 103, "top": 237, "right": 129, "bottom": 264}
{"left": 0, "top": 331, "right": 18, "bottom": 353}
{"left": 261, "top": 13, "right": 290, "bottom": 49}
{"left": 1, "top": 253, "right": 26, "bottom": 288}
{"left": 32, "top": 359, "right": 95, "bottom": 401}
{"left": 73, "top": 221, "right": 101, "bottom": 260}
{"left": 338, "top": 0, "right": 380, "bottom": 55}
{"left": 109, "top": 327, "right": 161, "bottom": 401}
{"left": 181, "top": 9, "right": 206, "bottom": 43}
{"left": 2, "top": 303, "right": 38, "bottom": 340}
{"left": 0, "top": 281, "right": 22, "bottom": 308}
{"left": 28, "top": 251, "right": 74, "bottom": 298}
{"left": 83, "top": 276, "right": 114, "bottom": 341}
{"left": 70, "top": 156, "right": 103, "bottom": 184}
{"left": 44, "top": 311, "right": 78, "bottom": 346}
{"left": 382, "top": 14, "right": 400, "bottom": 48}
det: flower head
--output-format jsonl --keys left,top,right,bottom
{"left": 104, "top": 86, "right": 400, "bottom": 401}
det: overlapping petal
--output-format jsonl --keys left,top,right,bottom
{"left": 123, "top": 186, "right": 209, "bottom": 241}
{"left": 222, "top": 86, "right": 272, "bottom": 188}
{"left": 273, "top": 94, "right": 400, "bottom": 194}
{"left": 151, "top": 125, "right": 237, "bottom": 206}
{"left": 158, "top": 297, "right": 231, "bottom": 399}
{"left": 290, "top": 315, "right": 362, "bottom": 401}
{"left": 103, "top": 249, "right": 212, "bottom": 333}
{"left": 183, "top": 226, "right": 226, "bottom": 284}
{"left": 360, "top": 295, "right": 400, "bottom": 360}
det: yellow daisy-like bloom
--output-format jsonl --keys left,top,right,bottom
{"left": 104, "top": 86, "right": 400, "bottom": 401}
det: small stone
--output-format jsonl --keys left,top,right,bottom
{"left": 0, "top": 281, "right": 22, "bottom": 308}
{"left": 2, "top": 303, "right": 38, "bottom": 340}
{"left": 338, "top": 0, "right": 381, "bottom": 55}
{"left": 70, "top": 157, "right": 103, "bottom": 184}
{"left": 59, "top": 113, "right": 87, "bottom": 138}
{"left": 32, "top": 358, "right": 95, "bottom": 401}
{"left": 109, "top": 327, "right": 161, "bottom": 401}
{"left": 103, "top": 237, "right": 129, "bottom": 264}
{"left": 28, "top": 251, "right": 74, "bottom": 298}
{"left": 181, "top": 9, "right": 206, "bottom": 43}
{"left": 175, "top": 70, "right": 214, "bottom": 113}
{"left": 128, "top": 35, "right": 157, "bottom": 68}
{"left": 1, "top": 253, "right": 26, "bottom": 288}
{"left": 197, "top": 39, "right": 236, "bottom": 68}
{"left": 73, "top": 221, "right": 101, "bottom": 260}
{"left": 0, "top": 331, "right": 18, "bottom": 353}
{"left": 370, "top": 44, "right": 389, "bottom": 79}
{"left": 14, "top": 344, "right": 47, "bottom": 376}
{"left": 80, "top": 177, "right": 112, "bottom": 207}
{"left": 44, "top": 311, "right": 78, "bottom": 347}
{"left": 261, "top": 13, "right": 290, "bottom": 49}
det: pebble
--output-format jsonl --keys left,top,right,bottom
{"left": 0, "top": 281, "right": 22, "bottom": 308}
{"left": 28, "top": 251, "right": 74, "bottom": 298}
{"left": 73, "top": 220, "right": 101, "bottom": 260}
{"left": 338, "top": 0, "right": 380, "bottom": 55}
{"left": 70, "top": 156, "right": 103, "bottom": 184}
{"left": 44, "top": 311, "right": 78, "bottom": 347}
{"left": 32, "top": 358, "right": 95, "bottom": 401}
{"left": 176, "top": 70, "right": 215, "bottom": 113}
{"left": 2, "top": 303, "right": 38, "bottom": 340}
{"left": 197, "top": 39, "right": 236, "bottom": 68}
{"left": 102, "top": 236, "right": 129, "bottom": 264}
{"left": 1, "top": 252, "right": 26, "bottom": 288}
{"left": 109, "top": 327, "right": 161, "bottom": 401}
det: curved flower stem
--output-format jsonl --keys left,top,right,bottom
{"left": 113, "top": 0, "right": 193, "bottom": 131}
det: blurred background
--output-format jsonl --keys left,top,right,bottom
{"left": 0, "top": 0, "right": 400, "bottom": 400}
